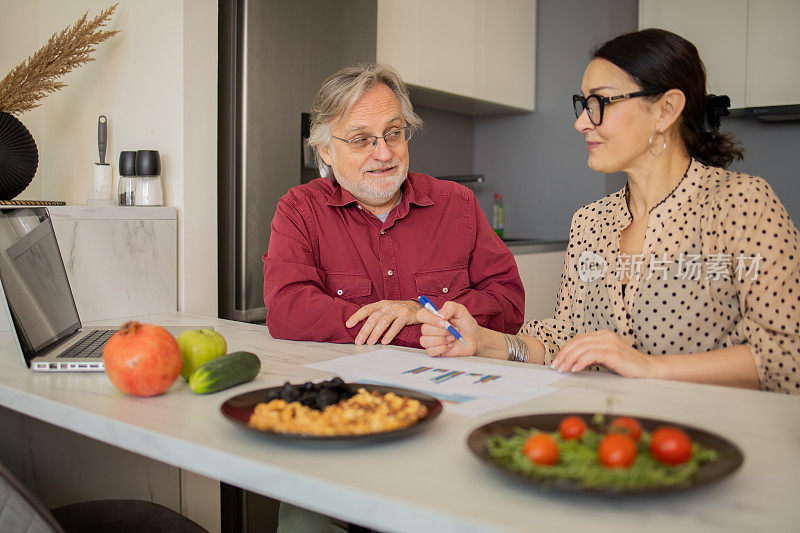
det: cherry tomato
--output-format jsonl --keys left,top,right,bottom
{"left": 522, "top": 433, "right": 559, "bottom": 466}
{"left": 597, "top": 433, "right": 637, "bottom": 468}
{"left": 650, "top": 426, "right": 693, "bottom": 465}
{"left": 608, "top": 416, "right": 642, "bottom": 441}
{"left": 558, "top": 416, "right": 587, "bottom": 440}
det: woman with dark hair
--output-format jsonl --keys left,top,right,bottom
{"left": 417, "top": 29, "right": 800, "bottom": 394}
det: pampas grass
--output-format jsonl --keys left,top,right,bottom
{"left": 0, "top": 4, "right": 119, "bottom": 115}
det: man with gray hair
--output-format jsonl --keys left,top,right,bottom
{"left": 263, "top": 63, "right": 523, "bottom": 348}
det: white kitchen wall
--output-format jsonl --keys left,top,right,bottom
{"left": 0, "top": 1, "right": 46, "bottom": 199}
{"left": 0, "top": 0, "right": 218, "bottom": 317}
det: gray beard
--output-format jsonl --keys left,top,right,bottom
{"left": 335, "top": 167, "right": 407, "bottom": 207}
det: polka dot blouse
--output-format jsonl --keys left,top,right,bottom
{"left": 519, "top": 159, "right": 800, "bottom": 394}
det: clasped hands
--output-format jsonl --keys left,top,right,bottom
{"left": 346, "top": 299, "right": 423, "bottom": 345}
{"left": 415, "top": 301, "right": 659, "bottom": 378}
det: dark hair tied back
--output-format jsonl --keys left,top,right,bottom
{"left": 593, "top": 29, "right": 743, "bottom": 169}
{"left": 701, "top": 94, "right": 731, "bottom": 135}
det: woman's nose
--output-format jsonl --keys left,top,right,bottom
{"left": 574, "top": 107, "right": 594, "bottom": 133}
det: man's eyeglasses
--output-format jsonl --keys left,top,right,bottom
{"left": 331, "top": 126, "right": 412, "bottom": 154}
{"left": 572, "top": 90, "right": 664, "bottom": 126}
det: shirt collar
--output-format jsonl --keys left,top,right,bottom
{"left": 611, "top": 158, "right": 705, "bottom": 229}
{"left": 611, "top": 186, "right": 631, "bottom": 229}
{"left": 646, "top": 158, "right": 700, "bottom": 224}
{"left": 324, "top": 172, "right": 435, "bottom": 210}
{"left": 325, "top": 181, "right": 358, "bottom": 207}
{"left": 403, "top": 173, "right": 434, "bottom": 207}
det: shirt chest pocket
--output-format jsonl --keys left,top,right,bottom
{"left": 324, "top": 272, "right": 373, "bottom": 300}
{"left": 414, "top": 266, "right": 469, "bottom": 297}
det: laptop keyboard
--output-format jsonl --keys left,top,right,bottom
{"left": 57, "top": 330, "right": 116, "bottom": 358}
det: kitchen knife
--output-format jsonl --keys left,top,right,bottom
{"left": 98, "top": 115, "right": 107, "bottom": 165}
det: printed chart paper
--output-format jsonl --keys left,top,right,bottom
{"left": 308, "top": 348, "right": 563, "bottom": 416}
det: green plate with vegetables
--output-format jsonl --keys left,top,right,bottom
{"left": 467, "top": 413, "right": 743, "bottom": 495}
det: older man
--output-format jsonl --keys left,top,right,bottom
{"left": 263, "top": 63, "right": 523, "bottom": 347}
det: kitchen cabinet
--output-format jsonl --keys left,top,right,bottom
{"left": 512, "top": 247, "right": 565, "bottom": 322}
{"left": 639, "top": 0, "right": 800, "bottom": 109}
{"left": 745, "top": 1, "right": 800, "bottom": 109}
{"left": 377, "top": 0, "right": 536, "bottom": 114}
{"left": 48, "top": 206, "right": 177, "bottom": 322}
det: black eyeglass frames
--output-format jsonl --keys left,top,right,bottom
{"left": 572, "top": 89, "right": 664, "bottom": 126}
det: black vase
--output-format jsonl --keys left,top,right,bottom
{"left": 0, "top": 112, "right": 39, "bottom": 200}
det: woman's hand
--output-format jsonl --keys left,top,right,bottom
{"left": 416, "top": 301, "right": 480, "bottom": 357}
{"left": 552, "top": 330, "right": 657, "bottom": 377}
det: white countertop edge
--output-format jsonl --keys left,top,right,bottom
{"left": 0, "top": 381, "right": 512, "bottom": 533}
{"left": 206, "top": 446, "right": 512, "bottom": 533}
{"left": 47, "top": 206, "right": 177, "bottom": 220}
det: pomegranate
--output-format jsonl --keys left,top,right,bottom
{"left": 103, "top": 321, "right": 182, "bottom": 397}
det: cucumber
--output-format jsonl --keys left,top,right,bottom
{"left": 189, "top": 351, "right": 261, "bottom": 394}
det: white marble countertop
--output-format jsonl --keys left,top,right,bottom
{"left": 47, "top": 207, "right": 177, "bottom": 322}
{"left": 47, "top": 205, "right": 177, "bottom": 220}
{"left": 0, "top": 312, "right": 797, "bottom": 533}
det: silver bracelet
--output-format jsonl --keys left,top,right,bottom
{"left": 511, "top": 334, "right": 528, "bottom": 363}
{"left": 503, "top": 333, "right": 516, "bottom": 361}
{"left": 503, "top": 333, "right": 529, "bottom": 363}
{"left": 517, "top": 335, "right": 529, "bottom": 363}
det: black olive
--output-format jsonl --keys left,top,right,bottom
{"left": 267, "top": 378, "right": 360, "bottom": 410}
{"left": 316, "top": 389, "right": 336, "bottom": 409}
{"left": 285, "top": 390, "right": 300, "bottom": 402}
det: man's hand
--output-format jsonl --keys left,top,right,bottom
{"left": 346, "top": 300, "right": 423, "bottom": 345}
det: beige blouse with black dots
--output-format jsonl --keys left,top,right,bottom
{"left": 520, "top": 159, "right": 800, "bottom": 394}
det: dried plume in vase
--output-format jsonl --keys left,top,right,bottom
{"left": 0, "top": 3, "right": 119, "bottom": 116}
{"left": 0, "top": 4, "right": 118, "bottom": 200}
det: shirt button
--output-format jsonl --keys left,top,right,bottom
{"left": 357, "top": 205, "right": 362, "bottom": 210}
{"left": 380, "top": 230, "right": 385, "bottom": 235}
{"left": 442, "top": 287, "right": 449, "bottom": 293}
{"left": 337, "top": 289, "right": 343, "bottom": 296}
{"left": 387, "top": 270, "right": 393, "bottom": 276}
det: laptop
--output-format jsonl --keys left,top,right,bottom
{"left": 0, "top": 206, "right": 200, "bottom": 372}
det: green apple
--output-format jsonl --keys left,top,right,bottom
{"left": 177, "top": 329, "right": 227, "bottom": 380}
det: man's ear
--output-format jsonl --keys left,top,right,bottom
{"left": 318, "top": 143, "right": 334, "bottom": 167}
{"left": 656, "top": 88, "right": 686, "bottom": 132}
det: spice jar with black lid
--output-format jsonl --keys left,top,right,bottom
{"left": 134, "top": 150, "right": 163, "bottom": 206}
{"left": 118, "top": 151, "right": 136, "bottom": 206}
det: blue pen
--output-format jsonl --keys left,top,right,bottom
{"left": 417, "top": 295, "right": 469, "bottom": 347}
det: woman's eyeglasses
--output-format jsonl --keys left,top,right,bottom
{"left": 572, "top": 90, "right": 664, "bottom": 126}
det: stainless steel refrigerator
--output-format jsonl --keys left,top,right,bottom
{"left": 218, "top": 0, "right": 377, "bottom": 323}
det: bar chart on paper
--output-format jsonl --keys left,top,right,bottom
{"left": 308, "top": 348, "right": 563, "bottom": 416}
{"left": 403, "top": 366, "right": 501, "bottom": 384}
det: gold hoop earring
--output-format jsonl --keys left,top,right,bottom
{"left": 649, "top": 130, "right": 667, "bottom": 157}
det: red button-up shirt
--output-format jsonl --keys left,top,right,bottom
{"left": 263, "top": 173, "right": 524, "bottom": 347}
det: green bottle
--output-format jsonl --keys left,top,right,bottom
{"left": 492, "top": 193, "right": 505, "bottom": 239}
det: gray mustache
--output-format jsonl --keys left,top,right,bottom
{"left": 364, "top": 162, "right": 399, "bottom": 172}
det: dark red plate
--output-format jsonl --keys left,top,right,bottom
{"left": 467, "top": 412, "right": 744, "bottom": 495}
{"left": 221, "top": 383, "right": 443, "bottom": 442}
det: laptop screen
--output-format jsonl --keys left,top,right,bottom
{"left": 0, "top": 208, "right": 81, "bottom": 363}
